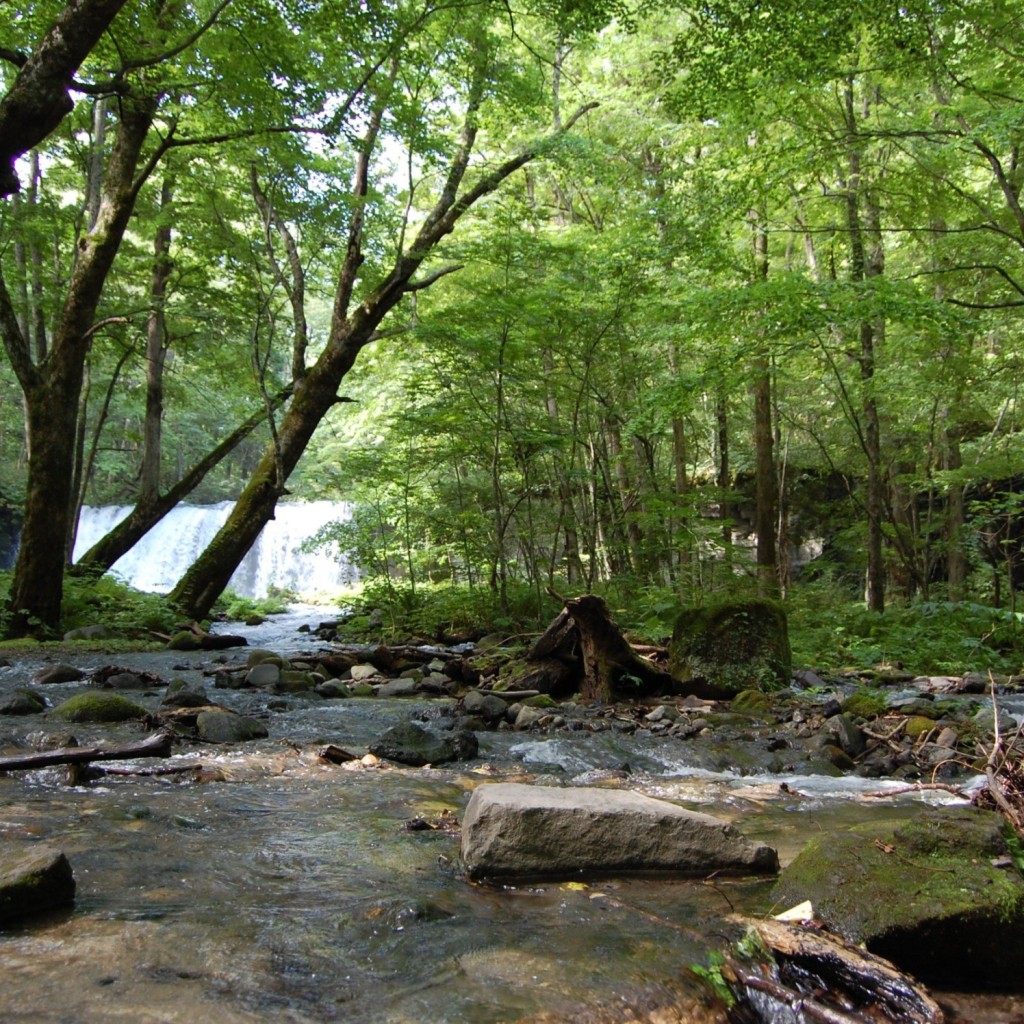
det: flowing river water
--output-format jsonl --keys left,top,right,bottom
{"left": 0, "top": 612, "right": 1018, "bottom": 1023}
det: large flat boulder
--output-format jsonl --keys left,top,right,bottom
{"left": 460, "top": 783, "right": 778, "bottom": 882}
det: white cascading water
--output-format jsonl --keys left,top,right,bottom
{"left": 72, "top": 500, "right": 356, "bottom": 598}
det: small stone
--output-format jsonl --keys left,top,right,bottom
{"left": 31, "top": 664, "right": 84, "bottom": 686}
{"left": 245, "top": 663, "right": 281, "bottom": 689}
{"left": 350, "top": 664, "right": 380, "bottom": 681}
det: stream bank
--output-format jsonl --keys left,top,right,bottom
{"left": 0, "top": 608, "right": 1019, "bottom": 1022}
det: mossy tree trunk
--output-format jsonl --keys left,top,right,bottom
{"left": 168, "top": 49, "right": 598, "bottom": 620}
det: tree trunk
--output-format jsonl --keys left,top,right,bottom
{"left": 845, "top": 78, "right": 886, "bottom": 613}
{"left": 140, "top": 174, "right": 174, "bottom": 506}
{"left": 750, "top": 208, "right": 778, "bottom": 596}
{"left": 168, "top": 81, "right": 599, "bottom": 619}
{"left": 0, "top": 0, "right": 130, "bottom": 198}
{"left": 2, "top": 91, "right": 158, "bottom": 635}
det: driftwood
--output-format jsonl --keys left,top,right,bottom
{"left": 727, "top": 917, "right": 944, "bottom": 1023}
{"left": 530, "top": 594, "right": 674, "bottom": 702}
{"left": 0, "top": 731, "right": 174, "bottom": 772}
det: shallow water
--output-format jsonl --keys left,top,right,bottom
{"left": 0, "top": 613, "right": 1003, "bottom": 1021}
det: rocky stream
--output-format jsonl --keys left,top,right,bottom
{"left": 0, "top": 608, "right": 1022, "bottom": 1023}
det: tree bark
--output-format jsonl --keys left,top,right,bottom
{"left": 140, "top": 174, "right": 175, "bottom": 506}
{"left": 0, "top": 0, "right": 130, "bottom": 198}
{"left": 0, "top": 731, "right": 172, "bottom": 772}
{"left": 169, "top": 70, "right": 599, "bottom": 619}
{"left": 2, "top": 91, "right": 158, "bottom": 635}
{"left": 751, "top": 207, "right": 778, "bottom": 596}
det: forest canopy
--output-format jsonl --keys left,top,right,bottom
{"left": 2, "top": 0, "right": 1024, "bottom": 644}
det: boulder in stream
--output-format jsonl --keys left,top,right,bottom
{"left": 0, "top": 846, "right": 75, "bottom": 923}
{"left": 49, "top": 691, "right": 149, "bottom": 723}
{"left": 196, "top": 710, "right": 269, "bottom": 743}
{"left": 460, "top": 783, "right": 779, "bottom": 883}
{"left": 771, "top": 806, "right": 1024, "bottom": 990}
{"left": 670, "top": 599, "right": 791, "bottom": 695}
{"left": 30, "top": 663, "right": 85, "bottom": 686}
{"left": 369, "top": 720, "right": 478, "bottom": 766}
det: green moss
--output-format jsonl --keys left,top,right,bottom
{"left": 903, "top": 715, "right": 937, "bottom": 740}
{"left": 841, "top": 687, "right": 888, "bottom": 719}
{"left": 49, "top": 692, "right": 148, "bottom": 723}
{"left": 731, "top": 689, "right": 773, "bottom": 713}
{"left": 772, "top": 807, "right": 1024, "bottom": 983}
{"left": 524, "top": 694, "right": 558, "bottom": 708}
{"left": 670, "top": 599, "right": 791, "bottom": 694}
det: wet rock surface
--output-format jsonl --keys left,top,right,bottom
{"left": 460, "top": 782, "right": 779, "bottom": 882}
{"left": 772, "top": 806, "right": 1024, "bottom": 990}
{"left": 0, "top": 846, "right": 75, "bottom": 923}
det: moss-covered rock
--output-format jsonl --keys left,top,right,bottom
{"left": 771, "top": 807, "right": 1024, "bottom": 990}
{"left": 731, "top": 689, "right": 773, "bottom": 713}
{"left": 247, "top": 649, "right": 285, "bottom": 669}
{"left": 167, "top": 631, "right": 202, "bottom": 652}
{"left": 50, "top": 692, "right": 148, "bottom": 723}
{"left": 0, "top": 847, "right": 75, "bottom": 923}
{"left": 841, "top": 687, "right": 888, "bottom": 719}
{"left": 670, "top": 599, "right": 791, "bottom": 695}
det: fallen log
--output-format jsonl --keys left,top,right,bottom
{"left": 728, "top": 916, "right": 944, "bottom": 1023}
{"left": 0, "top": 731, "right": 174, "bottom": 772}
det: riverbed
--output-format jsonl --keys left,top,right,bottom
{"left": 0, "top": 611, "right": 1012, "bottom": 1022}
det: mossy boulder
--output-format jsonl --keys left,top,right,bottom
{"left": 0, "top": 689, "right": 47, "bottom": 716}
{"left": 0, "top": 847, "right": 75, "bottom": 923}
{"left": 50, "top": 692, "right": 148, "bottom": 723}
{"left": 167, "top": 631, "right": 202, "bottom": 652}
{"left": 841, "top": 688, "right": 888, "bottom": 719}
{"left": 670, "top": 599, "right": 791, "bottom": 695}
{"left": 771, "top": 807, "right": 1024, "bottom": 990}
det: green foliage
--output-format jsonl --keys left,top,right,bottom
{"left": 60, "top": 575, "right": 178, "bottom": 636}
{"left": 789, "top": 583, "right": 1024, "bottom": 675}
{"left": 215, "top": 590, "right": 292, "bottom": 622}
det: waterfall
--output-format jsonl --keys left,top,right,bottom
{"left": 72, "top": 501, "right": 356, "bottom": 599}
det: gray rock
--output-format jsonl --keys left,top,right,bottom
{"left": 376, "top": 679, "right": 420, "bottom": 698}
{"left": 824, "top": 712, "right": 866, "bottom": 758}
{"left": 31, "top": 663, "right": 84, "bottom": 686}
{"left": 0, "top": 847, "right": 75, "bottom": 922}
{"left": 514, "top": 705, "right": 544, "bottom": 730}
{"left": 350, "top": 664, "right": 380, "bottom": 681}
{"left": 463, "top": 690, "right": 508, "bottom": 725}
{"left": 246, "top": 663, "right": 281, "bottom": 689}
{"left": 369, "top": 721, "right": 478, "bottom": 766}
{"left": 100, "top": 671, "right": 150, "bottom": 690}
{"left": 159, "top": 681, "right": 209, "bottom": 709}
{"left": 460, "top": 783, "right": 779, "bottom": 883}
{"left": 196, "top": 710, "right": 269, "bottom": 743}
{"left": 62, "top": 624, "right": 111, "bottom": 641}
{"left": 0, "top": 689, "right": 46, "bottom": 715}
{"left": 974, "top": 705, "right": 1018, "bottom": 735}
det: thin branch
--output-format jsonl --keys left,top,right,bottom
{"left": 121, "top": 0, "right": 235, "bottom": 72}
{"left": 405, "top": 264, "right": 464, "bottom": 291}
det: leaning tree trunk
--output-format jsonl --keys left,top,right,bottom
{"left": 168, "top": 57, "right": 597, "bottom": 620}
